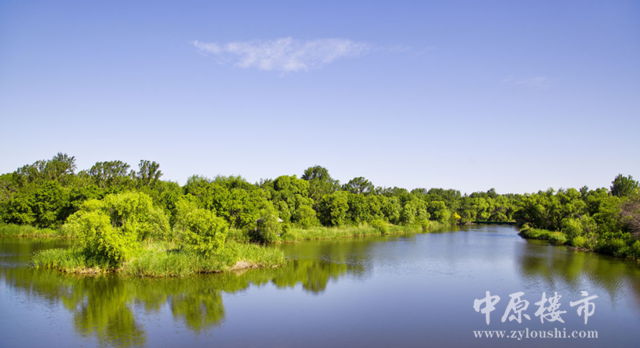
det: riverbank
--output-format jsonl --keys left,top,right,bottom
{"left": 32, "top": 240, "right": 285, "bottom": 277}
{"left": 6, "top": 221, "right": 453, "bottom": 244}
{"left": 227, "top": 220, "right": 452, "bottom": 243}
{"left": 0, "top": 224, "right": 69, "bottom": 238}
{"left": 518, "top": 226, "right": 640, "bottom": 261}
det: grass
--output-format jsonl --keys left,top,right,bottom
{"left": 518, "top": 228, "right": 568, "bottom": 245}
{"left": 518, "top": 226, "right": 640, "bottom": 261}
{"left": 0, "top": 223, "right": 68, "bottom": 238}
{"left": 32, "top": 240, "right": 286, "bottom": 277}
{"left": 227, "top": 220, "right": 450, "bottom": 243}
{"left": 29, "top": 219, "right": 454, "bottom": 278}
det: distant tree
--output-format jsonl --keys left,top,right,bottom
{"left": 302, "top": 166, "right": 340, "bottom": 203}
{"left": 342, "top": 177, "right": 374, "bottom": 195}
{"left": 89, "top": 161, "right": 130, "bottom": 188}
{"left": 47, "top": 153, "right": 77, "bottom": 181}
{"left": 611, "top": 174, "right": 639, "bottom": 197}
{"left": 579, "top": 185, "right": 589, "bottom": 199}
{"left": 620, "top": 191, "right": 640, "bottom": 236}
{"left": 13, "top": 153, "right": 76, "bottom": 185}
{"left": 134, "top": 160, "right": 162, "bottom": 187}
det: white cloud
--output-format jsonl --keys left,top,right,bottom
{"left": 504, "top": 75, "right": 556, "bottom": 89}
{"left": 193, "top": 37, "right": 371, "bottom": 73}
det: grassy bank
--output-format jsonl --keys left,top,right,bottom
{"left": 32, "top": 240, "right": 285, "bottom": 277}
{"left": 519, "top": 226, "right": 640, "bottom": 261}
{"left": 0, "top": 223, "right": 68, "bottom": 238}
{"left": 518, "top": 228, "right": 569, "bottom": 245}
{"left": 228, "top": 220, "right": 451, "bottom": 243}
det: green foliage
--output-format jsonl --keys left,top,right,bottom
{"left": 0, "top": 223, "right": 63, "bottom": 238}
{"left": 33, "top": 240, "right": 285, "bottom": 277}
{"left": 65, "top": 191, "right": 170, "bottom": 266}
{"left": 182, "top": 208, "right": 229, "bottom": 256}
{"left": 611, "top": 174, "right": 639, "bottom": 198}
{"left": 89, "top": 160, "right": 131, "bottom": 188}
{"left": 572, "top": 236, "right": 587, "bottom": 248}
{"left": 293, "top": 205, "right": 318, "bottom": 228}
{"left": 420, "top": 219, "right": 430, "bottom": 231}
{"left": 134, "top": 160, "right": 163, "bottom": 187}
{"left": 400, "top": 200, "right": 417, "bottom": 225}
{"left": 71, "top": 210, "right": 134, "bottom": 266}
{"left": 428, "top": 201, "right": 450, "bottom": 224}
{"left": 317, "top": 192, "right": 349, "bottom": 227}
{"left": 370, "top": 219, "right": 388, "bottom": 235}
{"left": 519, "top": 228, "right": 567, "bottom": 245}
{"left": 342, "top": 177, "right": 374, "bottom": 195}
{"left": 255, "top": 210, "right": 282, "bottom": 242}
{"left": 302, "top": 165, "right": 340, "bottom": 203}
{"left": 4, "top": 154, "right": 640, "bottom": 263}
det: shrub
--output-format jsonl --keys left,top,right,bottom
{"left": 631, "top": 240, "right": 640, "bottom": 259}
{"left": 294, "top": 205, "right": 318, "bottom": 229}
{"left": 70, "top": 210, "right": 136, "bottom": 266}
{"left": 572, "top": 236, "right": 587, "bottom": 248}
{"left": 548, "top": 232, "right": 567, "bottom": 244}
{"left": 279, "top": 223, "right": 298, "bottom": 242}
{"left": 596, "top": 238, "right": 628, "bottom": 257}
{"left": 561, "top": 218, "right": 583, "bottom": 239}
{"left": 64, "top": 191, "right": 171, "bottom": 266}
{"left": 256, "top": 212, "right": 281, "bottom": 242}
{"left": 370, "top": 219, "right": 388, "bottom": 235}
{"left": 182, "top": 208, "right": 229, "bottom": 257}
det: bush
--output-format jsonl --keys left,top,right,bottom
{"left": 631, "top": 240, "right": 640, "bottom": 259}
{"left": 548, "top": 232, "right": 567, "bottom": 244}
{"left": 256, "top": 212, "right": 281, "bottom": 242}
{"left": 279, "top": 223, "right": 299, "bottom": 242}
{"left": 70, "top": 210, "right": 136, "bottom": 266}
{"left": 182, "top": 208, "right": 229, "bottom": 257}
{"left": 596, "top": 238, "right": 628, "bottom": 257}
{"left": 561, "top": 218, "right": 583, "bottom": 239}
{"left": 294, "top": 205, "right": 318, "bottom": 229}
{"left": 64, "top": 191, "right": 171, "bottom": 266}
{"left": 572, "top": 236, "right": 586, "bottom": 248}
{"left": 370, "top": 219, "right": 388, "bottom": 235}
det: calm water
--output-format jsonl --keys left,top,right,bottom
{"left": 1, "top": 225, "right": 640, "bottom": 348}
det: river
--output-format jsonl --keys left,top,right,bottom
{"left": 1, "top": 225, "right": 640, "bottom": 347}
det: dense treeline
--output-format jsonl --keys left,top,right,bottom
{"left": 1, "top": 153, "right": 639, "bottom": 260}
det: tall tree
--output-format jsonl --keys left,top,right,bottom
{"left": 342, "top": 177, "right": 374, "bottom": 195}
{"left": 611, "top": 174, "right": 639, "bottom": 197}
{"left": 134, "top": 160, "right": 162, "bottom": 187}
{"left": 302, "top": 166, "right": 339, "bottom": 203}
{"left": 89, "top": 161, "right": 130, "bottom": 188}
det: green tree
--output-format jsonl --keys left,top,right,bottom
{"left": 89, "top": 161, "right": 131, "bottom": 188}
{"left": 256, "top": 209, "right": 282, "bottom": 242}
{"left": 182, "top": 208, "right": 229, "bottom": 256}
{"left": 611, "top": 174, "right": 639, "bottom": 198}
{"left": 342, "top": 177, "right": 374, "bottom": 195}
{"left": 134, "top": 160, "right": 162, "bottom": 187}
{"left": 65, "top": 191, "right": 170, "bottom": 265}
{"left": 317, "top": 192, "right": 349, "bottom": 227}
{"left": 302, "top": 166, "right": 340, "bottom": 203}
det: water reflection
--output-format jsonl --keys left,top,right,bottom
{"left": 0, "top": 239, "right": 359, "bottom": 346}
{"left": 516, "top": 239, "right": 640, "bottom": 310}
{"left": 2, "top": 229, "right": 640, "bottom": 348}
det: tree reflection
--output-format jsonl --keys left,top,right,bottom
{"left": 1, "top": 251, "right": 359, "bottom": 345}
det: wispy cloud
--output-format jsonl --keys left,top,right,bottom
{"left": 503, "top": 75, "right": 556, "bottom": 89}
{"left": 193, "top": 37, "right": 371, "bottom": 73}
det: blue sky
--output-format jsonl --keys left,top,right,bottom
{"left": 1, "top": 0, "right": 638, "bottom": 194}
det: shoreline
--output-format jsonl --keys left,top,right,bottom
{"left": 518, "top": 227, "right": 640, "bottom": 263}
